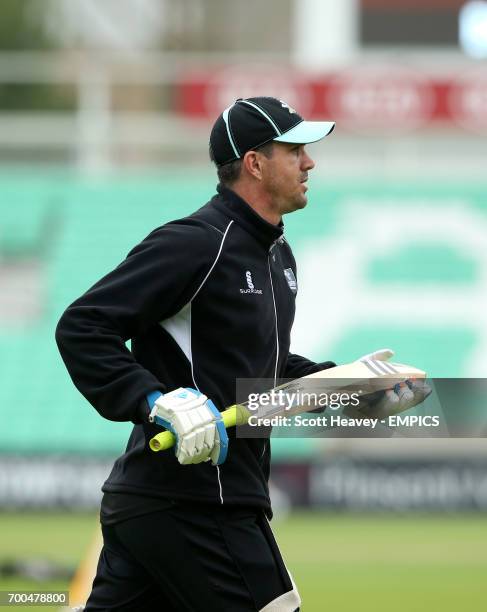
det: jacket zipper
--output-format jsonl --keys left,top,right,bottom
{"left": 263, "top": 239, "right": 282, "bottom": 462}
{"left": 268, "top": 241, "right": 280, "bottom": 387}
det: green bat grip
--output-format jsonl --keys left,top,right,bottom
{"left": 149, "top": 404, "right": 249, "bottom": 452}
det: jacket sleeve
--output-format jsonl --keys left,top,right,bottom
{"left": 55, "top": 220, "right": 218, "bottom": 424}
{"left": 283, "top": 352, "right": 336, "bottom": 380}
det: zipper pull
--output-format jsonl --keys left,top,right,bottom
{"left": 269, "top": 235, "right": 284, "bottom": 253}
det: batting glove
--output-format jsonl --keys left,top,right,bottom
{"left": 358, "top": 347, "right": 395, "bottom": 364}
{"left": 148, "top": 388, "right": 228, "bottom": 466}
{"left": 355, "top": 348, "right": 431, "bottom": 418}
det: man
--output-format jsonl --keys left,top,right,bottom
{"left": 56, "top": 97, "right": 425, "bottom": 611}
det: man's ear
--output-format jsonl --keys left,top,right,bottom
{"left": 242, "top": 151, "right": 264, "bottom": 181}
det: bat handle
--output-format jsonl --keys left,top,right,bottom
{"left": 149, "top": 405, "right": 249, "bottom": 452}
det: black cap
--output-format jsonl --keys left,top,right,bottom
{"left": 209, "top": 96, "right": 335, "bottom": 167}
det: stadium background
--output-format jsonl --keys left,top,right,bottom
{"left": 0, "top": 1, "right": 486, "bottom": 610}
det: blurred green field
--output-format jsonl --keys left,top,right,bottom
{"left": 0, "top": 511, "right": 486, "bottom": 611}
{"left": 276, "top": 513, "right": 487, "bottom": 611}
{"left": 0, "top": 512, "right": 95, "bottom": 611}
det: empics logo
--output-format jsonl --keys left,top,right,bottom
{"left": 240, "top": 270, "right": 263, "bottom": 294}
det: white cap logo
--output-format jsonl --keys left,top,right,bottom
{"left": 280, "top": 100, "right": 297, "bottom": 114}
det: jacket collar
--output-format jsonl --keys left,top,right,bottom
{"left": 212, "top": 185, "right": 284, "bottom": 249}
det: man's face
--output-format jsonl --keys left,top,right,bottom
{"left": 259, "top": 142, "right": 315, "bottom": 215}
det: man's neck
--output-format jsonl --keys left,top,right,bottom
{"left": 229, "top": 183, "right": 281, "bottom": 226}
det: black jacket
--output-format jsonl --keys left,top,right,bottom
{"left": 56, "top": 185, "right": 334, "bottom": 514}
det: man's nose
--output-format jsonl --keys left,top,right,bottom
{"left": 302, "top": 150, "right": 315, "bottom": 171}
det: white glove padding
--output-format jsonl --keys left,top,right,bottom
{"left": 358, "top": 348, "right": 395, "bottom": 363}
{"left": 149, "top": 388, "right": 228, "bottom": 466}
{"left": 353, "top": 348, "right": 431, "bottom": 418}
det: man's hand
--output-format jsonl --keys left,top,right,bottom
{"left": 149, "top": 388, "right": 228, "bottom": 465}
{"left": 356, "top": 379, "right": 432, "bottom": 419}
{"left": 352, "top": 348, "right": 431, "bottom": 419}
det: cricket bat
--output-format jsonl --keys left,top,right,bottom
{"left": 149, "top": 359, "right": 426, "bottom": 452}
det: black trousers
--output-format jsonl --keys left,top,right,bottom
{"left": 85, "top": 501, "right": 300, "bottom": 612}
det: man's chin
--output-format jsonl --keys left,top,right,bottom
{"left": 295, "top": 194, "right": 308, "bottom": 210}
{"left": 281, "top": 194, "right": 308, "bottom": 215}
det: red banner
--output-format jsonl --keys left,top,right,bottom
{"left": 177, "top": 66, "right": 487, "bottom": 133}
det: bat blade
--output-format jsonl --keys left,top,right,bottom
{"left": 245, "top": 360, "right": 426, "bottom": 419}
{"left": 149, "top": 360, "right": 426, "bottom": 451}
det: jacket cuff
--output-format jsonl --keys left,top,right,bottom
{"left": 314, "top": 360, "right": 337, "bottom": 371}
{"left": 134, "top": 389, "right": 164, "bottom": 424}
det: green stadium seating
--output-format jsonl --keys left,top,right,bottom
{"left": 0, "top": 175, "right": 485, "bottom": 455}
